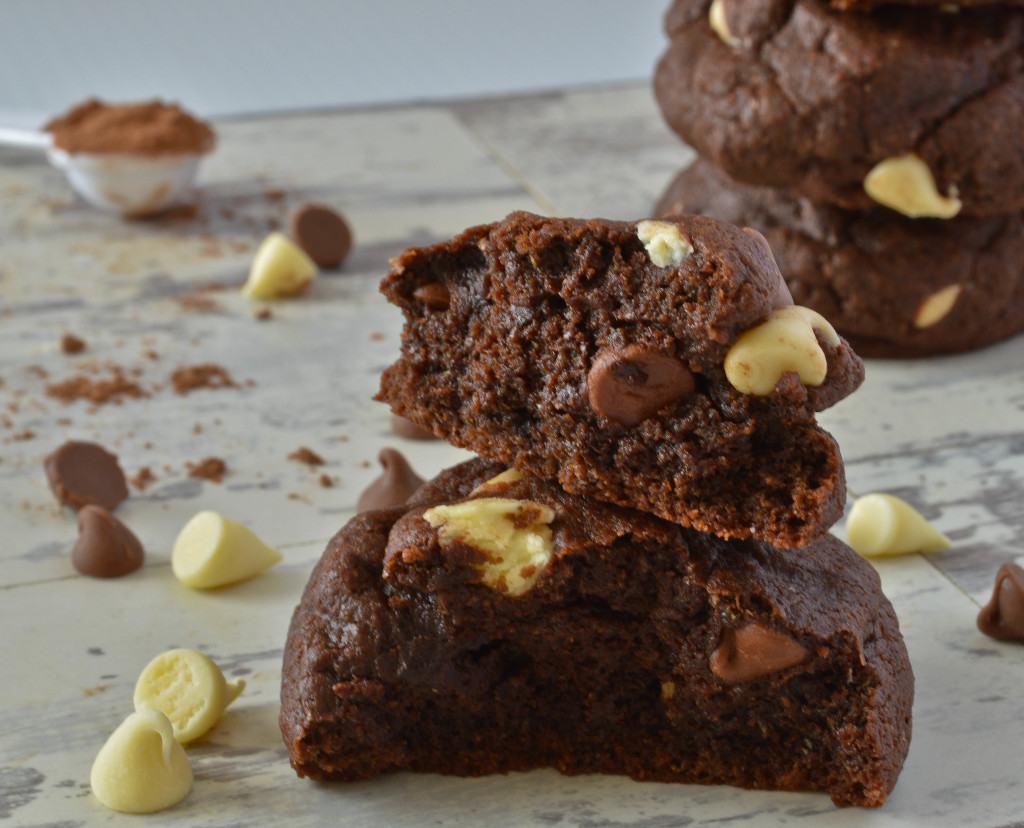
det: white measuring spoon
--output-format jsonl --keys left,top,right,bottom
{"left": 0, "top": 126, "right": 203, "bottom": 217}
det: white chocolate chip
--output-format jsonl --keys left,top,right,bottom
{"left": 723, "top": 305, "right": 840, "bottom": 395}
{"left": 171, "top": 510, "right": 282, "bottom": 589}
{"left": 637, "top": 220, "right": 693, "bottom": 267}
{"left": 470, "top": 468, "right": 526, "bottom": 495}
{"left": 134, "top": 648, "right": 245, "bottom": 743}
{"left": 423, "top": 497, "right": 555, "bottom": 596}
{"left": 846, "top": 493, "right": 951, "bottom": 558}
{"left": 242, "top": 232, "right": 318, "bottom": 298}
{"left": 90, "top": 710, "right": 193, "bottom": 813}
{"left": 708, "top": 0, "right": 741, "bottom": 47}
{"left": 863, "top": 154, "right": 962, "bottom": 219}
{"left": 914, "top": 284, "right": 962, "bottom": 328}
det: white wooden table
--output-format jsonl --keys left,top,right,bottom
{"left": 2, "top": 84, "right": 1023, "bottom": 827}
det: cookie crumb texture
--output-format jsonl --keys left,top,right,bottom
{"left": 280, "top": 459, "right": 913, "bottom": 808}
{"left": 378, "top": 212, "right": 863, "bottom": 548}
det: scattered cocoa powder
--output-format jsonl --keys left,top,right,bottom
{"left": 46, "top": 368, "right": 147, "bottom": 404}
{"left": 45, "top": 99, "right": 215, "bottom": 156}
{"left": 129, "top": 466, "right": 156, "bottom": 490}
{"left": 178, "top": 294, "right": 221, "bottom": 314}
{"left": 61, "top": 334, "right": 86, "bottom": 354}
{"left": 289, "top": 447, "right": 325, "bottom": 466}
{"left": 186, "top": 457, "right": 226, "bottom": 483}
{"left": 170, "top": 364, "right": 236, "bottom": 394}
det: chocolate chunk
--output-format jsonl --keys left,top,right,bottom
{"left": 586, "top": 345, "right": 696, "bottom": 426}
{"left": 411, "top": 282, "right": 450, "bottom": 310}
{"left": 977, "top": 562, "right": 1024, "bottom": 642}
{"left": 710, "top": 621, "right": 809, "bottom": 682}
{"left": 72, "top": 505, "right": 144, "bottom": 577}
{"left": 356, "top": 448, "right": 425, "bottom": 513}
{"left": 288, "top": 204, "right": 353, "bottom": 268}
{"left": 44, "top": 440, "right": 129, "bottom": 511}
{"left": 390, "top": 414, "right": 438, "bottom": 441}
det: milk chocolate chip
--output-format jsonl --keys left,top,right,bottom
{"left": 44, "top": 440, "right": 129, "bottom": 511}
{"left": 586, "top": 344, "right": 695, "bottom": 426}
{"left": 977, "top": 562, "right": 1024, "bottom": 642}
{"left": 391, "top": 413, "right": 438, "bottom": 441}
{"left": 73, "top": 505, "right": 144, "bottom": 578}
{"left": 356, "top": 448, "right": 425, "bottom": 512}
{"left": 710, "top": 621, "right": 809, "bottom": 682}
{"left": 288, "top": 204, "right": 353, "bottom": 269}
{"left": 412, "top": 282, "right": 450, "bottom": 310}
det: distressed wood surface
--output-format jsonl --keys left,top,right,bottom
{"left": 2, "top": 85, "right": 1023, "bottom": 827}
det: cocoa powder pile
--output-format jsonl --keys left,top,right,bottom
{"left": 45, "top": 98, "right": 215, "bottom": 156}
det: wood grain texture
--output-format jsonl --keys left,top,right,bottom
{"left": 2, "top": 86, "right": 1023, "bottom": 827}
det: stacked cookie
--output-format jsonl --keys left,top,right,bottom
{"left": 653, "top": 0, "right": 1024, "bottom": 357}
{"left": 280, "top": 212, "right": 914, "bottom": 806}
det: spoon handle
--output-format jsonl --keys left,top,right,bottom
{"left": 0, "top": 127, "right": 52, "bottom": 150}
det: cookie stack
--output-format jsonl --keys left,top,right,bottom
{"left": 280, "top": 212, "right": 914, "bottom": 806}
{"left": 653, "top": 0, "right": 1024, "bottom": 357}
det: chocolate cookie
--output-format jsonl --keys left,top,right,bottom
{"left": 657, "top": 160, "right": 1024, "bottom": 357}
{"left": 377, "top": 211, "right": 863, "bottom": 548}
{"left": 654, "top": 0, "right": 1024, "bottom": 217}
{"left": 280, "top": 458, "right": 914, "bottom": 807}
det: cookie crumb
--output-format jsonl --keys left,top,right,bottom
{"left": 186, "top": 457, "right": 226, "bottom": 483}
{"left": 171, "top": 364, "right": 236, "bottom": 394}
{"left": 288, "top": 447, "right": 325, "bottom": 466}
{"left": 61, "top": 334, "right": 87, "bottom": 354}
{"left": 318, "top": 473, "right": 334, "bottom": 488}
{"left": 129, "top": 466, "right": 156, "bottom": 490}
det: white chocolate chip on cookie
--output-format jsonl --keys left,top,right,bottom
{"left": 637, "top": 220, "right": 693, "bottom": 267}
{"left": 724, "top": 305, "right": 839, "bottom": 395}
{"left": 424, "top": 497, "right": 555, "bottom": 596}
{"left": 914, "top": 284, "right": 962, "bottom": 328}
{"left": 863, "top": 154, "right": 962, "bottom": 219}
{"left": 708, "top": 0, "right": 741, "bottom": 47}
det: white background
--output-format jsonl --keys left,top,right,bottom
{"left": 0, "top": 0, "right": 669, "bottom": 127}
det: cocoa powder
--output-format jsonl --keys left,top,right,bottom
{"left": 45, "top": 98, "right": 215, "bottom": 156}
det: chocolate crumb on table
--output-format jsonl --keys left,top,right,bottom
{"left": 129, "top": 467, "right": 156, "bottom": 491}
{"left": 170, "top": 364, "right": 237, "bottom": 394}
{"left": 186, "top": 457, "right": 227, "bottom": 483}
{"left": 288, "top": 447, "right": 325, "bottom": 466}
{"left": 60, "top": 334, "right": 87, "bottom": 354}
{"left": 46, "top": 368, "right": 147, "bottom": 404}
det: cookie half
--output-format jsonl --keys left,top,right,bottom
{"left": 378, "top": 211, "right": 863, "bottom": 548}
{"left": 655, "top": 0, "right": 1024, "bottom": 217}
{"left": 280, "top": 458, "right": 914, "bottom": 808}
{"left": 657, "top": 160, "right": 1024, "bottom": 357}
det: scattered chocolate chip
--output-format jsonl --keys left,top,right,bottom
{"left": 289, "top": 204, "right": 353, "bottom": 268}
{"left": 289, "top": 446, "right": 325, "bottom": 466}
{"left": 72, "top": 505, "right": 144, "bottom": 577}
{"left": 356, "top": 448, "right": 425, "bottom": 512}
{"left": 186, "top": 457, "right": 226, "bottom": 483}
{"left": 977, "top": 562, "right": 1024, "bottom": 642}
{"left": 586, "top": 345, "right": 696, "bottom": 426}
{"left": 390, "top": 413, "right": 438, "bottom": 441}
{"left": 44, "top": 440, "right": 129, "bottom": 511}
{"left": 709, "top": 621, "right": 809, "bottom": 682}
{"left": 60, "top": 333, "right": 86, "bottom": 354}
{"left": 412, "top": 282, "right": 450, "bottom": 310}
